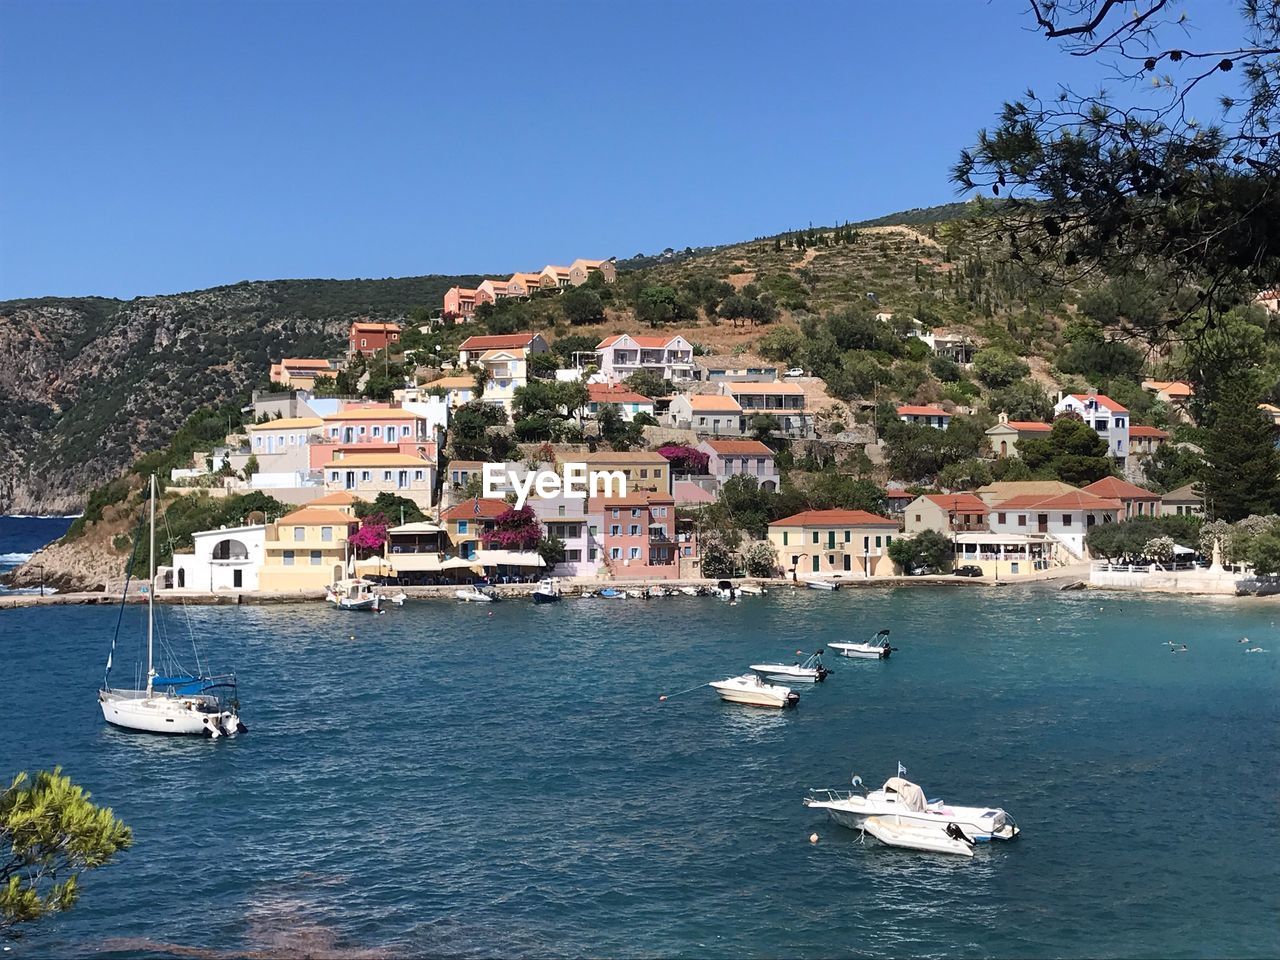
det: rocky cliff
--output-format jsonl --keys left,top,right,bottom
{"left": 0, "top": 275, "right": 476, "bottom": 514}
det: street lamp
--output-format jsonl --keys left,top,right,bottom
{"left": 790, "top": 552, "right": 809, "bottom": 582}
{"left": 32, "top": 563, "right": 45, "bottom": 597}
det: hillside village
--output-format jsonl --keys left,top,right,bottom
{"left": 9, "top": 213, "right": 1280, "bottom": 596}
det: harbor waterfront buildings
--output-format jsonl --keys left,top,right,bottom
{"left": 767, "top": 509, "right": 899, "bottom": 578}
{"left": 258, "top": 504, "right": 359, "bottom": 592}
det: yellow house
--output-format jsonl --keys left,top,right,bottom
{"left": 767, "top": 509, "right": 900, "bottom": 578}
{"left": 321, "top": 452, "right": 436, "bottom": 507}
{"left": 580, "top": 451, "right": 671, "bottom": 494}
{"left": 259, "top": 505, "right": 359, "bottom": 592}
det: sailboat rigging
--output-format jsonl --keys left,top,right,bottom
{"left": 98, "top": 475, "right": 246, "bottom": 738}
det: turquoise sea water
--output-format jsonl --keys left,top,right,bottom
{"left": 1, "top": 586, "right": 1277, "bottom": 958}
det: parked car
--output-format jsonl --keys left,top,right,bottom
{"left": 783, "top": 367, "right": 805, "bottom": 378}
{"left": 953, "top": 565, "right": 984, "bottom": 578}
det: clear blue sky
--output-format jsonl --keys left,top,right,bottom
{"left": 0, "top": 0, "right": 1242, "bottom": 300}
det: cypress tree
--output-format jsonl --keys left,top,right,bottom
{"left": 1202, "top": 380, "right": 1280, "bottom": 521}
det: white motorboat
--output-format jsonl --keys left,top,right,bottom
{"left": 532, "top": 578, "right": 561, "bottom": 604}
{"left": 804, "top": 772, "right": 1019, "bottom": 841}
{"left": 750, "top": 651, "right": 830, "bottom": 684}
{"left": 862, "top": 817, "right": 975, "bottom": 857}
{"left": 383, "top": 590, "right": 408, "bottom": 606}
{"left": 829, "top": 629, "right": 894, "bottom": 660}
{"left": 802, "top": 578, "right": 840, "bottom": 591}
{"left": 708, "top": 673, "right": 799, "bottom": 708}
{"left": 679, "top": 586, "right": 701, "bottom": 597}
{"left": 715, "top": 579, "right": 737, "bottom": 600}
{"left": 455, "top": 585, "right": 494, "bottom": 603}
{"left": 98, "top": 475, "right": 246, "bottom": 739}
{"left": 327, "top": 578, "right": 382, "bottom": 611}
{"left": 737, "top": 583, "right": 766, "bottom": 595}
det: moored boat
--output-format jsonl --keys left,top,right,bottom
{"left": 326, "top": 578, "right": 382, "bottom": 611}
{"left": 532, "top": 578, "right": 561, "bottom": 604}
{"left": 456, "top": 585, "right": 495, "bottom": 603}
{"left": 98, "top": 475, "right": 246, "bottom": 739}
{"left": 861, "top": 817, "right": 975, "bottom": 857}
{"left": 708, "top": 673, "right": 799, "bottom": 708}
{"left": 750, "top": 651, "right": 829, "bottom": 684}
{"left": 804, "top": 771, "right": 1019, "bottom": 841}
{"left": 829, "top": 629, "right": 894, "bottom": 660}
{"left": 598, "top": 587, "right": 625, "bottom": 599}
{"left": 802, "top": 578, "right": 840, "bottom": 591}
{"left": 737, "top": 583, "right": 766, "bottom": 595}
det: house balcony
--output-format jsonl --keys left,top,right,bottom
{"left": 949, "top": 522, "right": 989, "bottom": 533}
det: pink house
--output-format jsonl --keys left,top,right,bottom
{"left": 696, "top": 438, "right": 779, "bottom": 491}
{"left": 589, "top": 492, "right": 684, "bottom": 580}
{"left": 443, "top": 287, "right": 478, "bottom": 319}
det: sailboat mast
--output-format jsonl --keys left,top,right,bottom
{"left": 146, "top": 473, "right": 156, "bottom": 696}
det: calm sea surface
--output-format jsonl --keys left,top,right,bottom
{"left": 1, "top": 584, "right": 1277, "bottom": 958}
{"left": 0, "top": 515, "right": 74, "bottom": 586}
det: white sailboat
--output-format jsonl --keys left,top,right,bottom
{"left": 97, "top": 476, "right": 246, "bottom": 739}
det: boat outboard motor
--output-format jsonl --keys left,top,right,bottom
{"left": 945, "top": 823, "right": 973, "bottom": 846}
{"left": 202, "top": 716, "right": 222, "bottom": 739}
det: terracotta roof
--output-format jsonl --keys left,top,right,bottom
{"left": 508, "top": 272, "right": 542, "bottom": 285}
{"left": 701, "top": 439, "right": 774, "bottom": 456}
{"left": 924, "top": 493, "right": 988, "bottom": 513}
{"left": 322, "top": 408, "right": 424, "bottom": 421}
{"left": 446, "top": 460, "right": 486, "bottom": 471}
{"left": 596, "top": 334, "right": 685, "bottom": 349}
{"left": 978, "top": 481, "right": 1078, "bottom": 499}
{"left": 684, "top": 395, "right": 742, "bottom": 412}
{"left": 1081, "top": 477, "right": 1161, "bottom": 500}
{"left": 588, "top": 384, "right": 652, "bottom": 404}
{"left": 307, "top": 491, "right": 361, "bottom": 506}
{"left": 459, "top": 333, "right": 539, "bottom": 351}
{"left": 898, "top": 405, "right": 950, "bottom": 417}
{"left": 447, "top": 286, "right": 478, "bottom": 298}
{"left": 770, "top": 509, "right": 898, "bottom": 528}
{"left": 1128, "top": 425, "right": 1170, "bottom": 439}
{"left": 425, "top": 376, "right": 477, "bottom": 389}
{"left": 1008, "top": 421, "right": 1052, "bottom": 432}
{"left": 588, "top": 491, "right": 676, "bottom": 511}
{"left": 441, "top": 498, "right": 509, "bottom": 520}
{"left": 1144, "top": 380, "right": 1194, "bottom": 397}
{"left": 323, "top": 453, "right": 432, "bottom": 468}
{"left": 996, "top": 491, "right": 1122, "bottom": 511}
{"left": 1065, "top": 393, "right": 1129, "bottom": 413}
{"left": 580, "top": 450, "right": 669, "bottom": 464}
{"left": 278, "top": 358, "right": 333, "bottom": 369}
{"left": 350, "top": 321, "right": 401, "bottom": 333}
{"left": 726, "top": 382, "right": 805, "bottom": 396}
{"left": 570, "top": 258, "right": 606, "bottom": 270}
{"left": 278, "top": 507, "right": 358, "bottom": 526}
{"left": 542, "top": 265, "right": 572, "bottom": 276}
{"left": 246, "top": 417, "right": 323, "bottom": 431}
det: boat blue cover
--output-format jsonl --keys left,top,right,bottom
{"left": 152, "top": 675, "right": 234, "bottom": 695}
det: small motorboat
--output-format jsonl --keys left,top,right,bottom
{"left": 862, "top": 817, "right": 975, "bottom": 857}
{"left": 829, "top": 629, "right": 895, "bottom": 660}
{"left": 327, "top": 578, "right": 382, "bottom": 611}
{"left": 382, "top": 590, "right": 408, "bottom": 606}
{"left": 455, "top": 585, "right": 494, "bottom": 603}
{"left": 679, "top": 586, "right": 701, "bottom": 597}
{"left": 532, "top": 578, "right": 561, "bottom": 604}
{"left": 804, "top": 772, "right": 1019, "bottom": 841}
{"left": 598, "top": 587, "right": 625, "bottom": 599}
{"left": 802, "top": 578, "right": 840, "bottom": 591}
{"left": 708, "top": 673, "right": 799, "bottom": 709}
{"left": 750, "top": 651, "right": 830, "bottom": 684}
{"left": 715, "top": 580, "right": 737, "bottom": 601}
{"left": 737, "top": 583, "right": 766, "bottom": 595}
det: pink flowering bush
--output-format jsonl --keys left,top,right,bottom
{"left": 659, "top": 444, "right": 709, "bottom": 475}
{"left": 349, "top": 513, "right": 389, "bottom": 556}
{"left": 482, "top": 506, "right": 541, "bottom": 551}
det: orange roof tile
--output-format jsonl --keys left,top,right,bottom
{"left": 1081, "top": 477, "right": 1162, "bottom": 500}
{"left": 459, "top": 333, "right": 539, "bottom": 351}
{"left": 898, "top": 405, "right": 950, "bottom": 417}
{"left": 278, "top": 507, "right": 358, "bottom": 526}
{"left": 1066, "top": 393, "right": 1129, "bottom": 413}
{"left": 1128, "top": 425, "right": 1170, "bottom": 439}
{"left": 997, "top": 491, "right": 1122, "bottom": 511}
{"left": 925, "top": 493, "right": 988, "bottom": 513}
{"left": 770, "top": 509, "right": 898, "bottom": 528}
{"left": 701, "top": 439, "right": 774, "bottom": 456}
{"left": 588, "top": 384, "right": 652, "bottom": 404}
{"left": 685, "top": 395, "right": 742, "bottom": 412}
{"left": 441, "top": 498, "right": 509, "bottom": 520}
